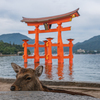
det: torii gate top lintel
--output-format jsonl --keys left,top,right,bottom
{"left": 21, "top": 8, "right": 79, "bottom": 25}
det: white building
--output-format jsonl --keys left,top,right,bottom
{"left": 77, "top": 49, "right": 85, "bottom": 53}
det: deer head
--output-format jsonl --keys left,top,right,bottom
{"left": 10, "top": 63, "right": 43, "bottom": 91}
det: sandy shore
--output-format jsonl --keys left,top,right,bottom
{"left": 0, "top": 78, "right": 100, "bottom": 98}
{"left": 0, "top": 82, "right": 11, "bottom": 91}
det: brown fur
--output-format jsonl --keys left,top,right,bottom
{"left": 11, "top": 66, "right": 43, "bottom": 91}
{"left": 10, "top": 63, "right": 94, "bottom": 97}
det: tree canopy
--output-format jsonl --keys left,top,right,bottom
{"left": 0, "top": 40, "right": 31, "bottom": 55}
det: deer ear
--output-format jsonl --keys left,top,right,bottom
{"left": 35, "top": 65, "right": 43, "bottom": 77}
{"left": 11, "top": 63, "right": 21, "bottom": 73}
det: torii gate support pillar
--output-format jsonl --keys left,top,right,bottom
{"left": 68, "top": 39, "right": 74, "bottom": 64}
{"left": 57, "top": 23, "right": 64, "bottom": 64}
{"left": 46, "top": 38, "right": 53, "bottom": 64}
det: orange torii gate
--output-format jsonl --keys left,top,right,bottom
{"left": 21, "top": 8, "right": 80, "bottom": 65}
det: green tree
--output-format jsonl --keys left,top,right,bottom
{"left": 0, "top": 41, "right": 31, "bottom": 55}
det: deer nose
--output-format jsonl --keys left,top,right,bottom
{"left": 10, "top": 86, "right": 15, "bottom": 91}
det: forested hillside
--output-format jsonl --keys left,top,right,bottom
{"left": 1, "top": 33, "right": 100, "bottom": 53}
{"left": 0, "top": 40, "right": 30, "bottom": 55}
{"left": 73, "top": 35, "right": 100, "bottom": 51}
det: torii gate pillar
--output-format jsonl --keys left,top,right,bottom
{"left": 34, "top": 25, "right": 39, "bottom": 63}
{"left": 57, "top": 23, "right": 64, "bottom": 63}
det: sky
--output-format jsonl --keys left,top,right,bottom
{"left": 0, "top": 0, "right": 100, "bottom": 44}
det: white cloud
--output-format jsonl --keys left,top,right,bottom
{"left": 0, "top": 0, "right": 100, "bottom": 44}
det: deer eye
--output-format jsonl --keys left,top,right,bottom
{"left": 26, "top": 77, "right": 31, "bottom": 80}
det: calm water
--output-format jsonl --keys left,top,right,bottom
{"left": 0, "top": 54, "right": 100, "bottom": 82}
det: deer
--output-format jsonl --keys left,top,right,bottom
{"left": 10, "top": 63, "right": 94, "bottom": 97}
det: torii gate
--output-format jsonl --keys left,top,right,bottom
{"left": 21, "top": 8, "right": 80, "bottom": 65}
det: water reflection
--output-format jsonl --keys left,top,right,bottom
{"left": 45, "top": 63, "right": 52, "bottom": 79}
{"left": 24, "top": 63, "right": 27, "bottom": 68}
{"left": 24, "top": 62, "right": 39, "bottom": 69}
{"left": 34, "top": 63, "right": 39, "bottom": 69}
{"left": 24, "top": 62, "right": 73, "bottom": 81}
{"left": 69, "top": 64, "right": 73, "bottom": 81}
{"left": 57, "top": 63, "right": 64, "bottom": 80}
{"left": 0, "top": 55, "right": 100, "bottom": 82}
{"left": 44, "top": 63, "right": 73, "bottom": 80}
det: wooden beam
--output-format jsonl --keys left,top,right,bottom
{"left": 27, "top": 44, "right": 35, "bottom": 47}
{"left": 52, "top": 56, "right": 58, "bottom": 59}
{"left": 52, "top": 43, "right": 59, "bottom": 47}
{"left": 49, "top": 17, "right": 72, "bottom": 25}
{"left": 61, "top": 26, "right": 71, "bottom": 31}
{"left": 27, "top": 56, "right": 35, "bottom": 59}
{"left": 28, "top": 26, "right": 71, "bottom": 34}
{"left": 63, "top": 44, "right": 70, "bottom": 47}
{"left": 27, "top": 22, "right": 42, "bottom": 26}
{"left": 26, "top": 17, "right": 72, "bottom": 26}
{"left": 63, "top": 56, "right": 70, "bottom": 59}
{"left": 39, "top": 56, "right": 45, "bottom": 58}
{"left": 39, "top": 45, "right": 45, "bottom": 47}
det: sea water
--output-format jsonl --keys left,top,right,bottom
{"left": 0, "top": 54, "right": 100, "bottom": 82}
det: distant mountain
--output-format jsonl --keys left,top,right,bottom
{"left": 0, "top": 33, "right": 100, "bottom": 52}
{"left": 0, "top": 33, "right": 44, "bottom": 52}
{"left": 0, "top": 33, "right": 44, "bottom": 45}
{"left": 73, "top": 35, "right": 100, "bottom": 51}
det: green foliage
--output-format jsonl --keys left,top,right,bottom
{"left": 0, "top": 41, "right": 30, "bottom": 55}
{"left": 27, "top": 49, "right": 31, "bottom": 55}
{"left": 18, "top": 52, "right": 23, "bottom": 55}
{"left": 0, "top": 33, "right": 44, "bottom": 52}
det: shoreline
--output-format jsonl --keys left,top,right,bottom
{"left": 0, "top": 78, "right": 100, "bottom": 87}
{"left": 0, "top": 54, "right": 21, "bottom": 57}
{"left": 0, "top": 53, "right": 100, "bottom": 56}
{"left": 0, "top": 78, "right": 100, "bottom": 98}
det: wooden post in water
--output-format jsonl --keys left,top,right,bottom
{"left": 46, "top": 37, "right": 53, "bottom": 64}
{"left": 43, "top": 40, "right": 48, "bottom": 63}
{"left": 34, "top": 25, "right": 39, "bottom": 63}
{"left": 22, "top": 39, "right": 29, "bottom": 65}
{"left": 57, "top": 23, "right": 64, "bottom": 64}
{"left": 67, "top": 39, "right": 74, "bottom": 64}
